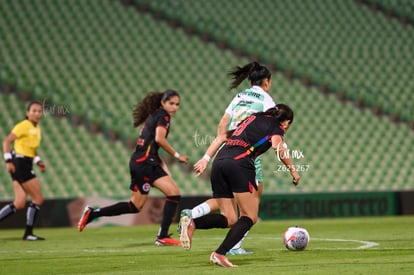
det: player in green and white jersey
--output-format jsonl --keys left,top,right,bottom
{"left": 180, "top": 62, "right": 276, "bottom": 255}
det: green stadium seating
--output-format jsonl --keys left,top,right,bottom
{"left": 1, "top": 0, "right": 413, "bottom": 200}
{"left": 363, "top": 0, "right": 414, "bottom": 21}
{"left": 134, "top": 0, "right": 414, "bottom": 122}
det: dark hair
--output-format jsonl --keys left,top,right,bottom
{"left": 228, "top": 62, "right": 272, "bottom": 89}
{"left": 133, "top": 89, "right": 180, "bottom": 127}
{"left": 263, "top": 103, "right": 294, "bottom": 124}
{"left": 25, "top": 100, "right": 42, "bottom": 119}
{"left": 27, "top": 100, "right": 42, "bottom": 111}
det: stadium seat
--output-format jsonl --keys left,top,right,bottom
{"left": 1, "top": 0, "right": 413, "bottom": 198}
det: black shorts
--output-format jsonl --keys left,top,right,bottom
{"left": 10, "top": 155, "right": 36, "bottom": 184}
{"left": 210, "top": 157, "right": 258, "bottom": 198}
{"left": 129, "top": 158, "right": 168, "bottom": 195}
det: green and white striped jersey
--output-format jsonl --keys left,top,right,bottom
{"left": 225, "top": 85, "right": 276, "bottom": 130}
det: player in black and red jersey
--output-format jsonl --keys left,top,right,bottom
{"left": 181, "top": 62, "right": 275, "bottom": 255}
{"left": 78, "top": 90, "right": 188, "bottom": 246}
{"left": 180, "top": 104, "right": 300, "bottom": 267}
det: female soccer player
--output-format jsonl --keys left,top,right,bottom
{"left": 1, "top": 101, "right": 47, "bottom": 240}
{"left": 78, "top": 90, "right": 189, "bottom": 246}
{"left": 180, "top": 62, "right": 275, "bottom": 254}
{"left": 184, "top": 104, "right": 300, "bottom": 267}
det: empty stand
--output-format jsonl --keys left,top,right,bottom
{"left": 134, "top": 0, "right": 414, "bottom": 123}
{"left": 0, "top": 0, "right": 413, "bottom": 200}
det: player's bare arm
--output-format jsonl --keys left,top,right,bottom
{"left": 155, "top": 126, "right": 188, "bottom": 164}
{"left": 271, "top": 135, "right": 300, "bottom": 185}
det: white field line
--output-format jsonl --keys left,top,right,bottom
{"left": 0, "top": 237, "right": 380, "bottom": 254}
{"left": 212, "top": 236, "right": 380, "bottom": 250}
{"left": 310, "top": 237, "right": 379, "bottom": 249}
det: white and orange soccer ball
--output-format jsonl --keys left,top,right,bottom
{"left": 283, "top": 226, "right": 310, "bottom": 251}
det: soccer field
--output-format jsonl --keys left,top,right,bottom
{"left": 1, "top": 216, "right": 413, "bottom": 274}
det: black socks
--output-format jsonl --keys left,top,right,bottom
{"left": 90, "top": 201, "right": 139, "bottom": 220}
{"left": 158, "top": 195, "right": 181, "bottom": 238}
{"left": 194, "top": 214, "right": 228, "bottom": 229}
{"left": 215, "top": 216, "right": 254, "bottom": 255}
{"left": 0, "top": 202, "right": 41, "bottom": 237}
{"left": 25, "top": 203, "right": 40, "bottom": 236}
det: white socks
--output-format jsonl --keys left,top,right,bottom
{"left": 191, "top": 202, "right": 211, "bottom": 219}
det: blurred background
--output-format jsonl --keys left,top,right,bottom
{"left": 0, "top": 0, "right": 413, "bottom": 222}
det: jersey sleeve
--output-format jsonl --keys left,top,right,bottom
{"left": 263, "top": 93, "right": 276, "bottom": 111}
{"left": 270, "top": 121, "right": 285, "bottom": 138}
{"left": 156, "top": 111, "right": 170, "bottom": 130}
{"left": 224, "top": 94, "right": 240, "bottom": 115}
{"left": 11, "top": 121, "right": 27, "bottom": 138}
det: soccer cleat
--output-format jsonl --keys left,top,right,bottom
{"left": 23, "top": 234, "right": 45, "bottom": 241}
{"left": 179, "top": 214, "right": 195, "bottom": 250}
{"left": 177, "top": 209, "right": 192, "bottom": 235}
{"left": 155, "top": 236, "right": 181, "bottom": 246}
{"left": 228, "top": 247, "right": 254, "bottom": 255}
{"left": 78, "top": 206, "right": 93, "bottom": 232}
{"left": 180, "top": 209, "right": 192, "bottom": 218}
{"left": 210, "top": 252, "right": 238, "bottom": 268}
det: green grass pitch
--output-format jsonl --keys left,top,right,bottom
{"left": 1, "top": 216, "right": 413, "bottom": 274}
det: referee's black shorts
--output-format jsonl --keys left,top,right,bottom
{"left": 10, "top": 155, "right": 36, "bottom": 184}
{"left": 211, "top": 157, "right": 257, "bottom": 198}
{"left": 129, "top": 158, "right": 168, "bottom": 195}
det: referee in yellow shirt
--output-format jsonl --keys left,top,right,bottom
{"left": 1, "top": 101, "right": 46, "bottom": 240}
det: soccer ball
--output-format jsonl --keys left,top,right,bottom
{"left": 283, "top": 226, "right": 310, "bottom": 251}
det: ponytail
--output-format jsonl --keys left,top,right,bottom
{"left": 133, "top": 92, "right": 163, "bottom": 127}
{"left": 228, "top": 62, "right": 271, "bottom": 90}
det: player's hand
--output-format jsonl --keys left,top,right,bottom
{"left": 177, "top": 155, "right": 189, "bottom": 164}
{"left": 193, "top": 158, "right": 208, "bottom": 177}
{"left": 291, "top": 170, "right": 300, "bottom": 186}
{"left": 37, "top": 161, "right": 46, "bottom": 172}
{"left": 6, "top": 162, "right": 15, "bottom": 173}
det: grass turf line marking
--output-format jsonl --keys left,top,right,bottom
{"left": 310, "top": 238, "right": 379, "bottom": 249}
{"left": 209, "top": 236, "right": 379, "bottom": 250}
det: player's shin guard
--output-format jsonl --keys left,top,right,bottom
{"left": 158, "top": 195, "right": 181, "bottom": 238}
{"left": 25, "top": 202, "right": 40, "bottom": 236}
{"left": 215, "top": 216, "right": 254, "bottom": 255}
{"left": 0, "top": 203, "right": 16, "bottom": 222}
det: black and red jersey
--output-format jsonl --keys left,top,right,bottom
{"left": 133, "top": 109, "right": 171, "bottom": 164}
{"left": 216, "top": 113, "right": 285, "bottom": 161}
